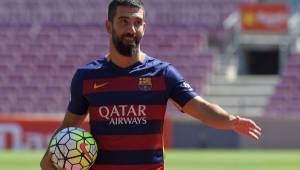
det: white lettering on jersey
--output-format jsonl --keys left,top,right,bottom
{"left": 98, "top": 105, "right": 148, "bottom": 125}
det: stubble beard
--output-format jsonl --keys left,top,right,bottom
{"left": 112, "top": 28, "right": 141, "bottom": 57}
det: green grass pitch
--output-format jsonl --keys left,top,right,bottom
{"left": 0, "top": 149, "right": 299, "bottom": 170}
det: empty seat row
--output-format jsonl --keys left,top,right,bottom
{"left": 0, "top": 25, "right": 214, "bottom": 113}
{"left": 264, "top": 53, "right": 300, "bottom": 117}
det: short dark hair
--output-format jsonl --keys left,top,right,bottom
{"left": 108, "top": 0, "right": 144, "bottom": 22}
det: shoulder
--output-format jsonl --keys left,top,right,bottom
{"left": 73, "top": 57, "right": 108, "bottom": 79}
{"left": 144, "top": 55, "right": 172, "bottom": 69}
{"left": 143, "top": 55, "right": 182, "bottom": 77}
{"left": 78, "top": 58, "right": 107, "bottom": 70}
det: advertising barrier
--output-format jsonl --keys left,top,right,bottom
{"left": 0, "top": 115, "right": 172, "bottom": 150}
{"left": 240, "top": 3, "right": 289, "bottom": 32}
{"left": 0, "top": 115, "right": 88, "bottom": 150}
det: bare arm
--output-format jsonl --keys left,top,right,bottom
{"left": 56, "top": 112, "right": 87, "bottom": 130}
{"left": 40, "top": 112, "right": 87, "bottom": 170}
{"left": 182, "top": 96, "right": 262, "bottom": 140}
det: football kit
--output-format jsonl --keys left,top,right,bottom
{"left": 68, "top": 55, "right": 197, "bottom": 170}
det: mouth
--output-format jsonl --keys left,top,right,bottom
{"left": 125, "top": 37, "right": 134, "bottom": 41}
{"left": 123, "top": 36, "right": 136, "bottom": 45}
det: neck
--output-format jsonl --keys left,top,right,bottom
{"left": 107, "top": 46, "right": 145, "bottom": 68}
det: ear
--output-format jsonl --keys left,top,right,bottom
{"left": 141, "top": 21, "right": 146, "bottom": 35}
{"left": 105, "top": 20, "right": 112, "bottom": 34}
{"left": 143, "top": 21, "right": 146, "bottom": 32}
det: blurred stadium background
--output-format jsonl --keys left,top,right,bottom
{"left": 1, "top": 0, "right": 300, "bottom": 169}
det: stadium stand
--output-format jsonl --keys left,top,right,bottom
{"left": 0, "top": 25, "right": 214, "bottom": 113}
{"left": 265, "top": 52, "right": 300, "bottom": 117}
{"left": 0, "top": 26, "right": 106, "bottom": 113}
{"left": 0, "top": 0, "right": 261, "bottom": 113}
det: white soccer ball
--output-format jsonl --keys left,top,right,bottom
{"left": 49, "top": 127, "right": 98, "bottom": 170}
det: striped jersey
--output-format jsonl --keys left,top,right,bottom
{"left": 67, "top": 55, "right": 197, "bottom": 170}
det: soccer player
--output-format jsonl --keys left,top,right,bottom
{"left": 40, "top": 0, "right": 262, "bottom": 169}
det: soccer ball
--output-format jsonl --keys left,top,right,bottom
{"left": 49, "top": 127, "right": 98, "bottom": 170}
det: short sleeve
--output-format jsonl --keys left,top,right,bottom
{"left": 67, "top": 70, "right": 89, "bottom": 115}
{"left": 165, "top": 64, "right": 198, "bottom": 107}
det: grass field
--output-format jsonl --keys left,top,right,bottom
{"left": 0, "top": 149, "right": 299, "bottom": 170}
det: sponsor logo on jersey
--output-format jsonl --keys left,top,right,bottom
{"left": 93, "top": 82, "right": 108, "bottom": 89}
{"left": 98, "top": 105, "right": 147, "bottom": 125}
{"left": 138, "top": 77, "right": 152, "bottom": 91}
{"left": 182, "top": 82, "right": 193, "bottom": 91}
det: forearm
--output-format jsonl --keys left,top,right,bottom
{"left": 44, "top": 112, "right": 86, "bottom": 152}
{"left": 183, "top": 96, "right": 236, "bottom": 129}
{"left": 40, "top": 112, "right": 87, "bottom": 169}
{"left": 197, "top": 102, "right": 236, "bottom": 129}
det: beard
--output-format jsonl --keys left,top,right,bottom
{"left": 112, "top": 28, "right": 141, "bottom": 57}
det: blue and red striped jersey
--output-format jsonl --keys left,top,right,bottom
{"left": 68, "top": 55, "right": 197, "bottom": 170}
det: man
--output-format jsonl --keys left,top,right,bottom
{"left": 40, "top": 0, "right": 261, "bottom": 169}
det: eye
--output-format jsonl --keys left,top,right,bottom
{"left": 119, "top": 18, "right": 129, "bottom": 25}
{"left": 134, "top": 20, "right": 143, "bottom": 27}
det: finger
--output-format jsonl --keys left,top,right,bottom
{"left": 249, "top": 131, "right": 260, "bottom": 140}
{"left": 254, "top": 126, "right": 262, "bottom": 132}
{"left": 251, "top": 128, "right": 262, "bottom": 138}
{"left": 249, "top": 122, "right": 262, "bottom": 131}
{"left": 244, "top": 120, "right": 262, "bottom": 133}
{"left": 235, "top": 125, "right": 260, "bottom": 140}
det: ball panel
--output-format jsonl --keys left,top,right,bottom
{"left": 83, "top": 132, "right": 93, "bottom": 138}
{"left": 86, "top": 138, "right": 95, "bottom": 145}
{"left": 72, "top": 128, "right": 85, "bottom": 137}
{"left": 54, "top": 147, "right": 64, "bottom": 159}
{"left": 49, "top": 145, "right": 56, "bottom": 153}
{"left": 55, "top": 131, "right": 67, "bottom": 142}
{"left": 66, "top": 139, "right": 77, "bottom": 150}
{"left": 49, "top": 138, "right": 57, "bottom": 147}
{"left": 80, "top": 156, "right": 90, "bottom": 167}
{"left": 90, "top": 145, "right": 97, "bottom": 156}
{"left": 68, "top": 155, "right": 81, "bottom": 164}
{"left": 68, "top": 149, "right": 81, "bottom": 158}
{"left": 65, "top": 127, "right": 76, "bottom": 133}
{"left": 70, "top": 133, "right": 83, "bottom": 142}
{"left": 58, "top": 160, "right": 65, "bottom": 168}
{"left": 64, "top": 161, "right": 72, "bottom": 169}
{"left": 59, "top": 133, "right": 70, "bottom": 144}
{"left": 58, "top": 144, "right": 69, "bottom": 157}
{"left": 72, "top": 164, "right": 83, "bottom": 170}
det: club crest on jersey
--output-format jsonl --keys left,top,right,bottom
{"left": 138, "top": 77, "right": 152, "bottom": 91}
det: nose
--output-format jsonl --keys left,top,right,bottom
{"left": 127, "top": 24, "right": 137, "bottom": 34}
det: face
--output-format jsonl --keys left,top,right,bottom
{"left": 109, "top": 6, "right": 145, "bottom": 57}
